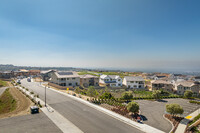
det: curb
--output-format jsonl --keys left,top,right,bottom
{"left": 163, "top": 114, "right": 174, "bottom": 133}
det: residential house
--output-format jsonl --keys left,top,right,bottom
{"left": 194, "top": 76, "right": 200, "bottom": 82}
{"left": 174, "top": 81, "right": 200, "bottom": 95}
{"left": 29, "top": 70, "right": 40, "bottom": 76}
{"left": 50, "top": 71, "right": 80, "bottom": 87}
{"left": 0, "top": 71, "right": 14, "bottom": 79}
{"left": 99, "top": 75, "right": 122, "bottom": 87}
{"left": 40, "top": 70, "right": 56, "bottom": 81}
{"left": 151, "top": 80, "right": 174, "bottom": 92}
{"left": 79, "top": 74, "right": 99, "bottom": 87}
{"left": 123, "top": 76, "right": 145, "bottom": 89}
{"left": 14, "top": 69, "right": 29, "bottom": 77}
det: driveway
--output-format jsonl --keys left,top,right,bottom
{"left": 135, "top": 99, "right": 200, "bottom": 133}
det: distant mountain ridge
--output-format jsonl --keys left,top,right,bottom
{"left": 0, "top": 64, "right": 81, "bottom": 72}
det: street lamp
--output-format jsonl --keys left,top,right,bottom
{"left": 45, "top": 85, "right": 47, "bottom": 107}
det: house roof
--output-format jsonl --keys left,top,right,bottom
{"left": 19, "top": 69, "right": 29, "bottom": 72}
{"left": 79, "top": 74, "right": 98, "bottom": 79}
{"left": 29, "top": 70, "right": 40, "bottom": 73}
{"left": 151, "top": 80, "right": 172, "bottom": 84}
{"left": 54, "top": 71, "right": 79, "bottom": 78}
{"left": 176, "top": 81, "right": 196, "bottom": 87}
{"left": 124, "top": 76, "right": 144, "bottom": 81}
{"left": 100, "top": 75, "right": 120, "bottom": 79}
{"left": 41, "top": 70, "right": 56, "bottom": 74}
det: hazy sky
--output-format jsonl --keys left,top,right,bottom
{"left": 0, "top": 0, "right": 200, "bottom": 71}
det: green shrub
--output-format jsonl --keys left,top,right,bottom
{"left": 189, "top": 100, "right": 200, "bottom": 104}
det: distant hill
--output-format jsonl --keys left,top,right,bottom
{"left": 0, "top": 64, "right": 84, "bottom": 72}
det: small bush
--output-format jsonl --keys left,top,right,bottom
{"left": 30, "top": 91, "right": 34, "bottom": 94}
{"left": 189, "top": 100, "right": 200, "bottom": 104}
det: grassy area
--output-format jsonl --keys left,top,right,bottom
{"left": 0, "top": 80, "right": 7, "bottom": 87}
{"left": 189, "top": 114, "right": 200, "bottom": 126}
{"left": 0, "top": 88, "right": 17, "bottom": 114}
{"left": 78, "top": 71, "right": 99, "bottom": 76}
{"left": 91, "top": 71, "right": 129, "bottom": 78}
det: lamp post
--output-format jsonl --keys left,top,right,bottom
{"left": 45, "top": 85, "right": 46, "bottom": 107}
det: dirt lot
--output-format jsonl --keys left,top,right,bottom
{"left": 0, "top": 82, "right": 33, "bottom": 119}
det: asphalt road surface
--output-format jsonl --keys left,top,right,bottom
{"left": 0, "top": 112, "right": 62, "bottom": 133}
{"left": 136, "top": 99, "right": 200, "bottom": 132}
{"left": 21, "top": 79, "right": 143, "bottom": 133}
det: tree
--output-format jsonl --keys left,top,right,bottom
{"left": 127, "top": 101, "right": 139, "bottom": 114}
{"left": 87, "top": 86, "right": 98, "bottom": 97}
{"left": 152, "top": 90, "right": 161, "bottom": 100}
{"left": 166, "top": 103, "right": 184, "bottom": 116}
{"left": 184, "top": 90, "right": 193, "bottom": 99}
{"left": 121, "top": 92, "right": 133, "bottom": 102}
{"left": 100, "top": 92, "right": 114, "bottom": 100}
{"left": 74, "top": 87, "right": 81, "bottom": 94}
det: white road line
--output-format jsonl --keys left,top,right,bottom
{"left": 41, "top": 107, "right": 83, "bottom": 133}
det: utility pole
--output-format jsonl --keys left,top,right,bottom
{"left": 45, "top": 85, "right": 46, "bottom": 107}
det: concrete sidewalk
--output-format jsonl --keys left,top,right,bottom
{"left": 175, "top": 108, "right": 200, "bottom": 133}
{"left": 0, "top": 87, "right": 7, "bottom": 96}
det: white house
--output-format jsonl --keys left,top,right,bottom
{"left": 99, "top": 75, "right": 122, "bottom": 87}
{"left": 123, "top": 76, "right": 145, "bottom": 89}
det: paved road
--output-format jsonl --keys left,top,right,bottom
{"left": 136, "top": 99, "right": 200, "bottom": 133}
{"left": 0, "top": 87, "right": 7, "bottom": 96}
{"left": 0, "top": 112, "right": 62, "bottom": 133}
{"left": 21, "top": 79, "right": 143, "bottom": 133}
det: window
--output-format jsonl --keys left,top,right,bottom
{"left": 69, "top": 83, "right": 72, "bottom": 86}
{"left": 72, "top": 78, "right": 76, "bottom": 80}
{"left": 67, "top": 78, "right": 69, "bottom": 80}
{"left": 118, "top": 79, "right": 121, "bottom": 81}
{"left": 130, "top": 81, "right": 134, "bottom": 83}
{"left": 118, "top": 84, "right": 121, "bottom": 86}
{"left": 61, "top": 78, "right": 66, "bottom": 81}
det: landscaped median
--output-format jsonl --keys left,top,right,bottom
{"left": 15, "top": 85, "right": 43, "bottom": 108}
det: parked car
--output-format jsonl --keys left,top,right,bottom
{"left": 27, "top": 77, "right": 31, "bottom": 82}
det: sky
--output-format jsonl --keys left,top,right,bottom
{"left": 0, "top": 0, "right": 200, "bottom": 71}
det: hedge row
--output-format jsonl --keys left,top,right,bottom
{"left": 189, "top": 100, "right": 200, "bottom": 104}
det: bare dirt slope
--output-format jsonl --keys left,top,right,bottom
{"left": 0, "top": 82, "right": 33, "bottom": 119}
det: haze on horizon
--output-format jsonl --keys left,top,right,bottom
{"left": 0, "top": 0, "right": 200, "bottom": 71}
